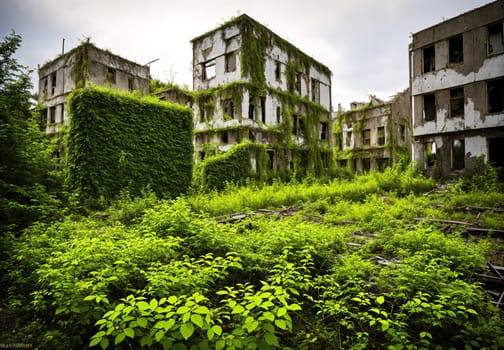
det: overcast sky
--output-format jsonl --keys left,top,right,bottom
{"left": 0, "top": 0, "right": 492, "bottom": 109}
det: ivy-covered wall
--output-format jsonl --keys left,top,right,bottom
{"left": 194, "top": 142, "right": 268, "bottom": 191}
{"left": 67, "top": 87, "right": 193, "bottom": 202}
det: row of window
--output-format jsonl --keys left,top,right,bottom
{"left": 41, "top": 103, "right": 65, "bottom": 125}
{"left": 338, "top": 158, "right": 391, "bottom": 172}
{"left": 422, "top": 21, "right": 503, "bottom": 74}
{"left": 424, "top": 139, "right": 465, "bottom": 170}
{"left": 422, "top": 78, "right": 504, "bottom": 121}
{"left": 341, "top": 125, "right": 406, "bottom": 149}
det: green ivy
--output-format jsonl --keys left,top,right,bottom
{"left": 66, "top": 86, "right": 193, "bottom": 205}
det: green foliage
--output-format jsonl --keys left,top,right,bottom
{"left": 67, "top": 86, "right": 193, "bottom": 205}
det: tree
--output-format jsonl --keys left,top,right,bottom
{"left": 0, "top": 31, "right": 59, "bottom": 232}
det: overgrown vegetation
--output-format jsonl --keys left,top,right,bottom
{"left": 67, "top": 86, "right": 194, "bottom": 205}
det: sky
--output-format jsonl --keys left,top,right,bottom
{"left": 0, "top": 0, "right": 493, "bottom": 109}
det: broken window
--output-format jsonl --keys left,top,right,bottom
{"left": 43, "top": 78, "right": 48, "bottom": 95}
{"left": 248, "top": 102, "right": 255, "bottom": 120}
{"left": 106, "top": 67, "right": 116, "bottom": 84}
{"left": 450, "top": 87, "right": 464, "bottom": 117}
{"left": 276, "top": 106, "right": 281, "bottom": 124}
{"left": 221, "top": 131, "right": 228, "bottom": 144}
{"left": 378, "top": 126, "right": 385, "bottom": 145}
{"left": 488, "top": 22, "right": 504, "bottom": 55}
{"left": 40, "top": 108, "right": 47, "bottom": 128}
{"left": 267, "top": 150, "right": 275, "bottom": 170}
{"left": 339, "top": 159, "right": 348, "bottom": 168}
{"left": 225, "top": 52, "right": 236, "bottom": 72}
{"left": 224, "top": 100, "right": 234, "bottom": 119}
{"left": 295, "top": 73, "right": 302, "bottom": 95}
{"left": 202, "top": 60, "right": 216, "bottom": 80}
{"left": 260, "top": 96, "right": 266, "bottom": 123}
{"left": 400, "top": 124, "right": 406, "bottom": 143}
{"left": 452, "top": 139, "right": 465, "bottom": 170}
{"left": 49, "top": 106, "right": 56, "bottom": 124}
{"left": 51, "top": 73, "right": 57, "bottom": 95}
{"left": 425, "top": 141, "right": 437, "bottom": 168}
{"left": 362, "top": 158, "right": 371, "bottom": 172}
{"left": 128, "top": 77, "right": 135, "bottom": 91}
{"left": 320, "top": 122, "right": 328, "bottom": 140}
{"left": 311, "top": 78, "right": 320, "bottom": 103}
{"left": 423, "top": 45, "right": 435, "bottom": 73}
{"left": 275, "top": 61, "right": 281, "bottom": 80}
{"left": 488, "top": 78, "right": 504, "bottom": 113}
{"left": 423, "top": 93, "right": 436, "bottom": 121}
{"left": 61, "top": 103, "right": 65, "bottom": 123}
{"left": 199, "top": 151, "right": 206, "bottom": 161}
{"left": 345, "top": 131, "right": 352, "bottom": 147}
{"left": 291, "top": 115, "right": 298, "bottom": 135}
{"left": 249, "top": 130, "right": 256, "bottom": 142}
{"left": 449, "top": 35, "right": 463, "bottom": 64}
{"left": 362, "top": 129, "right": 371, "bottom": 146}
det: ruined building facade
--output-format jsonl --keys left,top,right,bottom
{"left": 334, "top": 90, "right": 411, "bottom": 173}
{"left": 190, "top": 14, "right": 333, "bottom": 176}
{"left": 410, "top": 0, "right": 504, "bottom": 178}
{"left": 38, "top": 42, "right": 150, "bottom": 135}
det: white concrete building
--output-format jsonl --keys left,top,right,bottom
{"left": 409, "top": 0, "right": 504, "bottom": 178}
{"left": 191, "top": 14, "right": 333, "bottom": 175}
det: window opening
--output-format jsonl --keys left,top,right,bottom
{"left": 224, "top": 100, "right": 234, "bottom": 119}
{"left": 225, "top": 52, "right": 236, "bottom": 72}
{"left": 450, "top": 88, "right": 464, "bottom": 117}
{"left": 49, "top": 106, "right": 56, "bottom": 124}
{"left": 276, "top": 106, "right": 281, "bottom": 124}
{"left": 345, "top": 131, "right": 352, "bottom": 147}
{"left": 267, "top": 150, "right": 275, "bottom": 170}
{"left": 452, "top": 139, "right": 465, "bottom": 170}
{"left": 488, "top": 22, "right": 504, "bottom": 55}
{"left": 221, "top": 131, "right": 228, "bottom": 144}
{"left": 248, "top": 102, "right": 255, "bottom": 120}
{"left": 260, "top": 96, "right": 266, "bottom": 123}
{"left": 320, "top": 122, "right": 328, "bottom": 140}
{"left": 291, "top": 115, "right": 298, "bottom": 135}
{"left": 362, "top": 158, "right": 371, "bottom": 172}
{"left": 425, "top": 141, "right": 437, "bottom": 168}
{"left": 424, "top": 93, "right": 436, "bottom": 121}
{"left": 362, "top": 129, "right": 371, "bottom": 146}
{"left": 488, "top": 78, "right": 504, "bottom": 113}
{"left": 311, "top": 78, "right": 320, "bottom": 103}
{"left": 128, "top": 77, "right": 135, "bottom": 91}
{"left": 295, "top": 73, "right": 301, "bottom": 95}
{"left": 202, "top": 60, "right": 216, "bottom": 80}
{"left": 449, "top": 35, "right": 463, "bottom": 64}
{"left": 423, "top": 45, "right": 435, "bottom": 73}
{"left": 400, "top": 125, "right": 406, "bottom": 143}
{"left": 275, "top": 61, "right": 281, "bottom": 80}
{"left": 378, "top": 126, "right": 385, "bottom": 145}
{"left": 51, "top": 73, "right": 57, "bottom": 95}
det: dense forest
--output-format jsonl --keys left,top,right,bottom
{"left": 1, "top": 32, "right": 504, "bottom": 350}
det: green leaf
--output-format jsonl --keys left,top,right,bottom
{"left": 275, "top": 319, "right": 287, "bottom": 330}
{"left": 155, "top": 330, "right": 165, "bottom": 342}
{"left": 376, "top": 296, "right": 385, "bottom": 305}
{"left": 137, "top": 301, "right": 150, "bottom": 311}
{"left": 140, "top": 335, "right": 152, "bottom": 347}
{"left": 114, "top": 333, "right": 126, "bottom": 345}
{"left": 246, "top": 320, "right": 259, "bottom": 333}
{"left": 288, "top": 303, "right": 302, "bottom": 311}
{"left": 216, "top": 339, "right": 226, "bottom": 350}
{"left": 150, "top": 299, "right": 159, "bottom": 310}
{"left": 191, "top": 314, "right": 204, "bottom": 328}
{"left": 232, "top": 305, "right": 245, "bottom": 314}
{"left": 380, "top": 320, "right": 390, "bottom": 331}
{"left": 177, "top": 306, "right": 190, "bottom": 314}
{"left": 277, "top": 307, "right": 287, "bottom": 318}
{"left": 264, "top": 332, "right": 279, "bottom": 346}
{"left": 165, "top": 318, "right": 176, "bottom": 331}
{"left": 212, "top": 325, "right": 222, "bottom": 336}
{"left": 89, "top": 337, "right": 102, "bottom": 347}
{"left": 137, "top": 317, "right": 148, "bottom": 328}
{"left": 124, "top": 328, "right": 134, "bottom": 338}
{"left": 100, "top": 338, "right": 109, "bottom": 350}
{"left": 207, "top": 328, "right": 215, "bottom": 341}
{"left": 194, "top": 306, "right": 210, "bottom": 314}
{"left": 180, "top": 322, "right": 195, "bottom": 340}
{"left": 262, "top": 311, "right": 275, "bottom": 322}
{"left": 168, "top": 295, "right": 178, "bottom": 304}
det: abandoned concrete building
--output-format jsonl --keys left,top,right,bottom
{"left": 38, "top": 41, "right": 150, "bottom": 135}
{"left": 410, "top": 0, "right": 504, "bottom": 178}
{"left": 190, "top": 14, "right": 333, "bottom": 175}
{"left": 334, "top": 90, "right": 411, "bottom": 173}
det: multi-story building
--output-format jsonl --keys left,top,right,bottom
{"left": 333, "top": 90, "right": 411, "bottom": 173}
{"left": 410, "top": 0, "right": 504, "bottom": 178}
{"left": 38, "top": 41, "right": 150, "bottom": 135}
{"left": 190, "top": 14, "right": 333, "bottom": 176}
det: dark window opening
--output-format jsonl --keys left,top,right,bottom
{"left": 275, "top": 61, "right": 281, "bottom": 80}
{"left": 295, "top": 73, "right": 302, "bottom": 95}
{"left": 199, "top": 106, "right": 206, "bottom": 123}
{"left": 452, "top": 139, "right": 465, "bottom": 170}
{"left": 221, "top": 131, "right": 228, "bottom": 144}
{"left": 291, "top": 115, "right": 298, "bottom": 135}
{"left": 488, "top": 137, "right": 504, "bottom": 180}
{"left": 202, "top": 60, "right": 216, "bottom": 80}
{"left": 345, "top": 131, "right": 352, "bottom": 147}
{"left": 199, "top": 151, "right": 206, "bottom": 161}
{"left": 40, "top": 108, "right": 48, "bottom": 129}
{"left": 43, "top": 78, "right": 48, "bottom": 94}
{"left": 320, "top": 122, "right": 328, "bottom": 140}
{"left": 425, "top": 141, "right": 437, "bottom": 168}
{"left": 248, "top": 102, "right": 255, "bottom": 120}
{"left": 61, "top": 104, "right": 64, "bottom": 123}
{"left": 450, "top": 87, "right": 464, "bottom": 117}
{"left": 362, "top": 129, "right": 371, "bottom": 146}
{"left": 362, "top": 158, "right": 371, "bottom": 173}
{"left": 224, "top": 100, "right": 234, "bottom": 119}
{"left": 299, "top": 119, "right": 305, "bottom": 138}
{"left": 106, "top": 67, "right": 116, "bottom": 84}
{"left": 424, "top": 93, "right": 436, "bottom": 121}
{"left": 321, "top": 152, "right": 329, "bottom": 169}
{"left": 488, "top": 22, "right": 504, "bottom": 55}
{"left": 378, "top": 126, "right": 385, "bottom": 145}
{"left": 225, "top": 52, "right": 236, "bottom": 72}
{"left": 51, "top": 73, "right": 57, "bottom": 95}
{"left": 449, "top": 35, "right": 463, "bottom": 64}
{"left": 377, "top": 158, "right": 390, "bottom": 171}
{"left": 267, "top": 150, "right": 275, "bottom": 170}
{"left": 400, "top": 125, "right": 406, "bottom": 143}
{"left": 260, "top": 96, "right": 266, "bottom": 123}
{"left": 249, "top": 130, "right": 256, "bottom": 142}
{"left": 311, "top": 78, "right": 320, "bottom": 103}
{"left": 49, "top": 106, "right": 56, "bottom": 124}
{"left": 276, "top": 106, "right": 281, "bottom": 123}
{"left": 128, "top": 77, "right": 135, "bottom": 91}
{"left": 423, "top": 45, "right": 435, "bottom": 73}
{"left": 339, "top": 159, "right": 348, "bottom": 168}
{"left": 488, "top": 78, "right": 504, "bottom": 113}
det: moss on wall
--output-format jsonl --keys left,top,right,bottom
{"left": 67, "top": 86, "right": 193, "bottom": 203}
